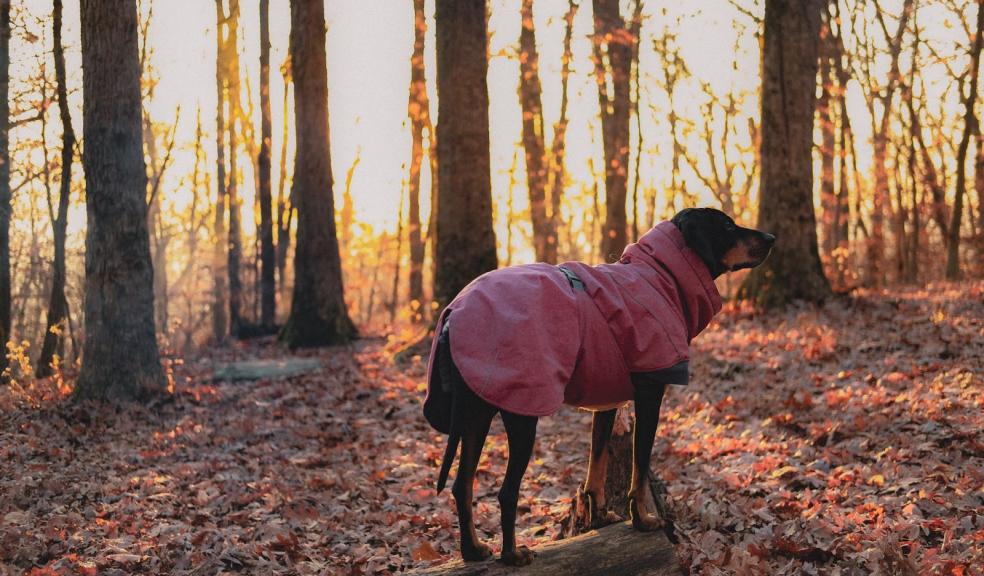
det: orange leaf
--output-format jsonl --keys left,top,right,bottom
{"left": 412, "top": 541, "right": 443, "bottom": 562}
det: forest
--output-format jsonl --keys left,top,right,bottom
{"left": 0, "top": 0, "right": 981, "bottom": 574}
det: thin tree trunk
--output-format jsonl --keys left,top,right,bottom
{"left": 518, "top": 0, "right": 555, "bottom": 263}
{"left": 738, "top": 0, "right": 831, "bottom": 307}
{"left": 548, "top": 0, "right": 578, "bottom": 255}
{"left": 76, "top": 0, "right": 165, "bottom": 401}
{"left": 390, "top": 187, "right": 405, "bottom": 325}
{"left": 629, "top": 0, "right": 643, "bottom": 241}
{"left": 213, "top": 0, "right": 228, "bottom": 342}
{"left": 0, "top": 0, "right": 10, "bottom": 380}
{"left": 276, "top": 63, "right": 292, "bottom": 304}
{"left": 433, "top": 0, "right": 497, "bottom": 308}
{"left": 258, "top": 0, "right": 276, "bottom": 327}
{"left": 818, "top": 7, "right": 836, "bottom": 257}
{"left": 407, "top": 0, "right": 431, "bottom": 316}
{"left": 830, "top": 3, "right": 850, "bottom": 266}
{"left": 945, "top": 0, "right": 983, "bottom": 280}
{"left": 281, "top": 0, "right": 356, "bottom": 348}
{"left": 37, "top": 0, "right": 75, "bottom": 378}
{"left": 226, "top": 0, "right": 244, "bottom": 335}
{"left": 593, "top": 0, "right": 634, "bottom": 262}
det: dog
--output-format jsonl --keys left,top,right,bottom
{"left": 423, "top": 208, "right": 775, "bottom": 566}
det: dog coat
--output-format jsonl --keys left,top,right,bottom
{"left": 424, "top": 221, "right": 722, "bottom": 429}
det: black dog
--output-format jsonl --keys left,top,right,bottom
{"left": 424, "top": 208, "right": 775, "bottom": 566}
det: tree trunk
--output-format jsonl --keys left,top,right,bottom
{"left": 410, "top": 522, "right": 677, "bottom": 576}
{"left": 213, "top": 0, "right": 229, "bottom": 342}
{"left": 76, "top": 0, "right": 165, "bottom": 401}
{"left": 226, "top": 0, "right": 244, "bottom": 336}
{"left": 977, "top": 103, "right": 984, "bottom": 236}
{"left": 276, "top": 63, "right": 292, "bottom": 305}
{"left": 433, "top": 0, "right": 497, "bottom": 307}
{"left": 548, "top": 1, "right": 577, "bottom": 255}
{"left": 818, "top": 8, "right": 836, "bottom": 257}
{"left": 407, "top": 0, "right": 431, "bottom": 317}
{"left": 519, "top": 0, "right": 556, "bottom": 263}
{"left": 280, "top": 0, "right": 356, "bottom": 348}
{"left": 830, "top": 4, "right": 850, "bottom": 271}
{"left": 738, "top": 0, "right": 831, "bottom": 308}
{"left": 37, "top": 0, "right": 75, "bottom": 378}
{"left": 258, "top": 0, "right": 276, "bottom": 327}
{"left": 945, "top": 0, "right": 983, "bottom": 280}
{"left": 593, "top": 0, "right": 633, "bottom": 262}
{"left": 0, "top": 0, "right": 9, "bottom": 380}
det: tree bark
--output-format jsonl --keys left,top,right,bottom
{"left": 258, "top": 0, "right": 276, "bottom": 327}
{"left": 945, "top": 0, "right": 983, "bottom": 280}
{"left": 280, "top": 0, "right": 356, "bottom": 348}
{"left": 519, "top": 0, "right": 556, "bottom": 263}
{"left": 738, "top": 0, "right": 831, "bottom": 308}
{"left": 76, "top": 0, "right": 165, "bottom": 401}
{"left": 407, "top": 0, "right": 429, "bottom": 312}
{"left": 276, "top": 62, "right": 292, "bottom": 304}
{"left": 0, "top": 0, "right": 9, "bottom": 380}
{"left": 410, "top": 521, "right": 677, "bottom": 576}
{"left": 818, "top": 7, "right": 836, "bottom": 257}
{"left": 433, "top": 0, "right": 497, "bottom": 307}
{"left": 593, "top": 0, "right": 634, "bottom": 262}
{"left": 226, "top": 0, "right": 244, "bottom": 336}
{"left": 213, "top": 0, "right": 229, "bottom": 342}
{"left": 547, "top": 1, "right": 577, "bottom": 254}
{"left": 37, "top": 0, "right": 75, "bottom": 378}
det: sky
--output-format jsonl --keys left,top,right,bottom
{"left": 10, "top": 0, "right": 971, "bottom": 264}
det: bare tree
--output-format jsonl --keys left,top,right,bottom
{"left": 518, "top": 0, "right": 557, "bottom": 263}
{"left": 258, "top": 0, "right": 275, "bottom": 327}
{"left": 406, "top": 0, "right": 431, "bottom": 317}
{"left": 75, "top": 0, "right": 165, "bottom": 400}
{"left": 37, "top": 0, "right": 75, "bottom": 377}
{"left": 225, "top": 0, "right": 244, "bottom": 335}
{"left": 281, "top": 0, "right": 356, "bottom": 348}
{"left": 213, "top": 0, "right": 228, "bottom": 342}
{"left": 0, "top": 0, "right": 10, "bottom": 380}
{"left": 853, "top": 0, "right": 914, "bottom": 286}
{"left": 945, "top": 0, "right": 983, "bottom": 279}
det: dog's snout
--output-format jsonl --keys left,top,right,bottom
{"left": 762, "top": 233, "right": 776, "bottom": 246}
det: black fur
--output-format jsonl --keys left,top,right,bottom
{"left": 671, "top": 207, "right": 775, "bottom": 277}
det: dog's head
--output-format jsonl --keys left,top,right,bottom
{"left": 671, "top": 208, "right": 775, "bottom": 278}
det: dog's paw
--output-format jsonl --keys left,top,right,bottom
{"left": 501, "top": 546, "right": 534, "bottom": 566}
{"left": 461, "top": 541, "right": 493, "bottom": 562}
{"left": 629, "top": 496, "right": 665, "bottom": 532}
{"left": 582, "top": 490, "right": 622, "bottom": 529}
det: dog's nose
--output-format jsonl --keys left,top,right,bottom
{"left": 762, "top": 233, "right": 776, "bottom": 246}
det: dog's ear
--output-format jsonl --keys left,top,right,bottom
{"left": 672, "top": 209, "right": 719, "bottom": 274}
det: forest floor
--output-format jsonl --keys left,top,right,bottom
{"left": 1, "top": 282, "right": 982, "bottom": 576}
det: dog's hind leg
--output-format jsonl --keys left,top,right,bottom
{"left": 629, "top": 381, "right": 667, "bottom": 531}
{"left": 498, "top": 411, "right": 538, "bottom": 566}
{"left": 451, "top": 396, "right": 496, "bottom": 562}
{"left": 581, "top": 408, "right": 619, "bottom": 527}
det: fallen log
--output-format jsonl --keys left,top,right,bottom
{"left": 409, "top": 521, "right": 679, "bottom": 576}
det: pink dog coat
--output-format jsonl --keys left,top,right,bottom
{"left": 424, "top": 221, "right": 722, "bottom": 424}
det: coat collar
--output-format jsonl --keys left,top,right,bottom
{"left": 618, "top": 221, "right": 723, "bottom": 338}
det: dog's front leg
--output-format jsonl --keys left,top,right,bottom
{"left": 581, "top": 408, "right": 617, "bottom": 526}
{"left": 629, "top": 381, "right": 666, "bottom": 531}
